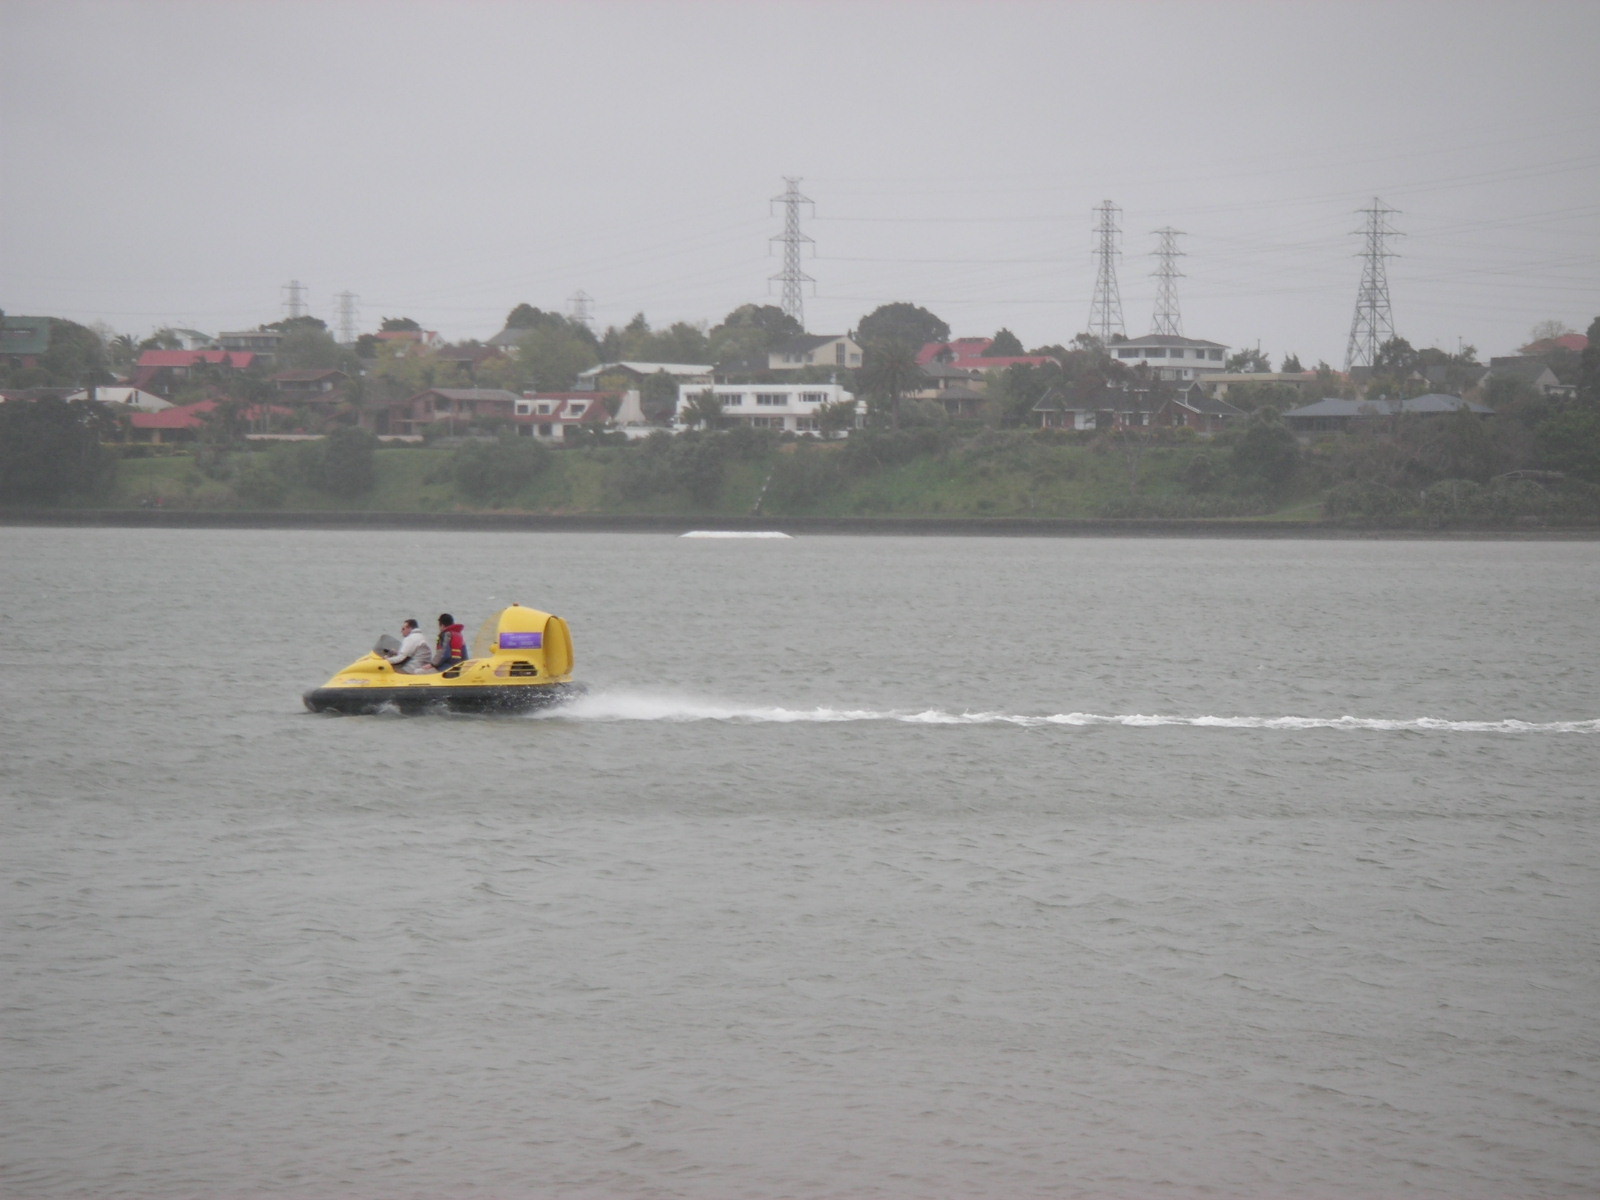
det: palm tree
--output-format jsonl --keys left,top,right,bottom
{"left": 108, "top": 333, "right": 139, "bottom": 373}
{"left": 858, "top": 339, "right": 921, "bottom": 431}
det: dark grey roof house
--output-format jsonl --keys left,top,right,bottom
{"left": 1284, "top": 393, "right": 1493, "bottom": 434}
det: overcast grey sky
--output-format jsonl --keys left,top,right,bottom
{"left": 4, "top": 0, "right": 1597, "bottom": 366}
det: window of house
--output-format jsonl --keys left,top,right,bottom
{"left": 722, "top": 393, "right": 743, "bottom": 406}
{"left": 849, "top": 352, "right": 860, "bottom": 364}
{"left": 796, "top": 417, "right": 818, "bottom": 431}
{"left": 1146, "top": 348, "right": 1165, "bottom": 357}
{"left": 800, "top": 392, "right": 827, "bottom": 404}
{"left": 755, "top": 393, "right": 786, "bottom": 406}
{"left": 539, "top": 424, "right": 553, "bottom": 437}
{"left": 536, "top": 403, "right": 551, "bottom": 415}
{"left": 835, "top": 344, "right": 846, "bottom": 364}
{"left": 1209, "top": 349, "right": 1223, "bottom": 360}
{"left": 1118, "top": 349, "right": 1139, "bottom": 358}
{"left": 568, "top": 402, "right": 586, "bottom": 415}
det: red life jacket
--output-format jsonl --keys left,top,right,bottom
{"left": 436, "top": 623, "right": 467, "bottom": 666}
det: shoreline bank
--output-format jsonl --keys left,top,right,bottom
{"left": 4, "top": 508, "right": 1598, "bottom": 539}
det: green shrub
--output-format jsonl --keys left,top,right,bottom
{"left": 1324, "top": 480, "right": 1413, "bottom": 524}
{"left": 318, "top": 427, "right": 378, "bottom": 497}
{"left": 841, "top": 427, "right": 952, "bottom": 472}
{"left": 722, "top": 425, "right": 781, "bottom": 461}
{"left": 450, "top": 436, "right": 551, "bottom": 504}
{"left": 1230, "top": 411, "right": 1301, "bottom": 493}
{"left": 764, "top": 445, "right": 845, "bottom": 511}
{"left": 0, "top": 396, "right": 119, "bottom": 502}
{"left": 192, "top": 443, "right": 234, "bottom": 481}
{"left": 605, "top": 432, "right": 731, "bottom": 507}
{"left": 233, "top": 456, "right": 288, "bottom": 508}
{"left": 1420, "top": 478, "right": 1484, "bottom": 524}
{"left": 1181, "top": 450, "right": 1221, "bottom": 494}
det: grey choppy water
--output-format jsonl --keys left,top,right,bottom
{"left": 2, "top": 528, "right": 1597, "bottom": 1198}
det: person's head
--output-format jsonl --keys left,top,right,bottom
{"left": 401, "top": 619, "right": 418, "bottom": 635}
{"left": 438, "top": 613, "right": 454, "bottom": 628}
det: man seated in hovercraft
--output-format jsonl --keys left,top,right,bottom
{"left": 381, "top": 618, "right": 436, "bottom": 674}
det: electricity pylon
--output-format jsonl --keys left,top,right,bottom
{"left": 1087, "top": 201, "right": 1125, "bottom": 343}
{"left": 334, "top": 291, "right": 359, "bottom": 344}
{"left": 1150, "top": 227, "right": 1185, "bottom": 337}
{"left": 283, "top": 279, "right": 307, "bottom": 320}
{"left": 567, "top": 289, "right": 594, "bottom": 331}
{"left": 1344, "top": 198, "right": 1401, "bottom": 371}
{"left": 770, "top": 177, "right": 814, "bottom": 331}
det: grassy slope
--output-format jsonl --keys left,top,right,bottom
{"left": 98, "top": 442, "right": 1318, "bottom": 520}
{"left": 758, "top": 440, "right": 1300, "bottom": 519}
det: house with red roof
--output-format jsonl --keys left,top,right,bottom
{"left": 900, "top": 340, "right": 1061, "bottom": 417}
{"left": 916, "top": 337, "right": 1060, "bottom": 375}
{"left": 126, "top": 397, "right": 292, "bottom": 443}
{"left": 1519, "top": 333, "right": 1588, "bottom": 356}
{"left": 132, "top": 349, "right": 257, "bottom": 398}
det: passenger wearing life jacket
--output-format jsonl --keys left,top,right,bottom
{"left": 434, "top": 613, "right": 467, "bottom": 670}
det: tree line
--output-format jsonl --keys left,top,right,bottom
{"left": 5, "top": 299, "right": 1599, "bottom": 525}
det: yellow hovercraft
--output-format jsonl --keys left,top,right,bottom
{"left": 303, "top": 603, "right": 584, "bottom": 715}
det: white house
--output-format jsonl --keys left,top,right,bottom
{"left": 169, "top": 328, "right": 215, "bottom": 351}
{"left": 513, "top": 392, "right": 611, "bottom": 441}
{"left": 69, "top": 386, "right": 171, "bottom": 411}
{"left": 676, "top": 382, "right": 859, "bottom": 435}
{"left": 1109, "top": 334, "right": 1229, "bottom": 381}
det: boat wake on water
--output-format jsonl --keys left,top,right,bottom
{"left": 536, "top": 690, "right": 1600, "bottom": 734}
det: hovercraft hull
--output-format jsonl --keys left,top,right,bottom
{"left": 303, "top": 680, "right": 585, "bottom": 715}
